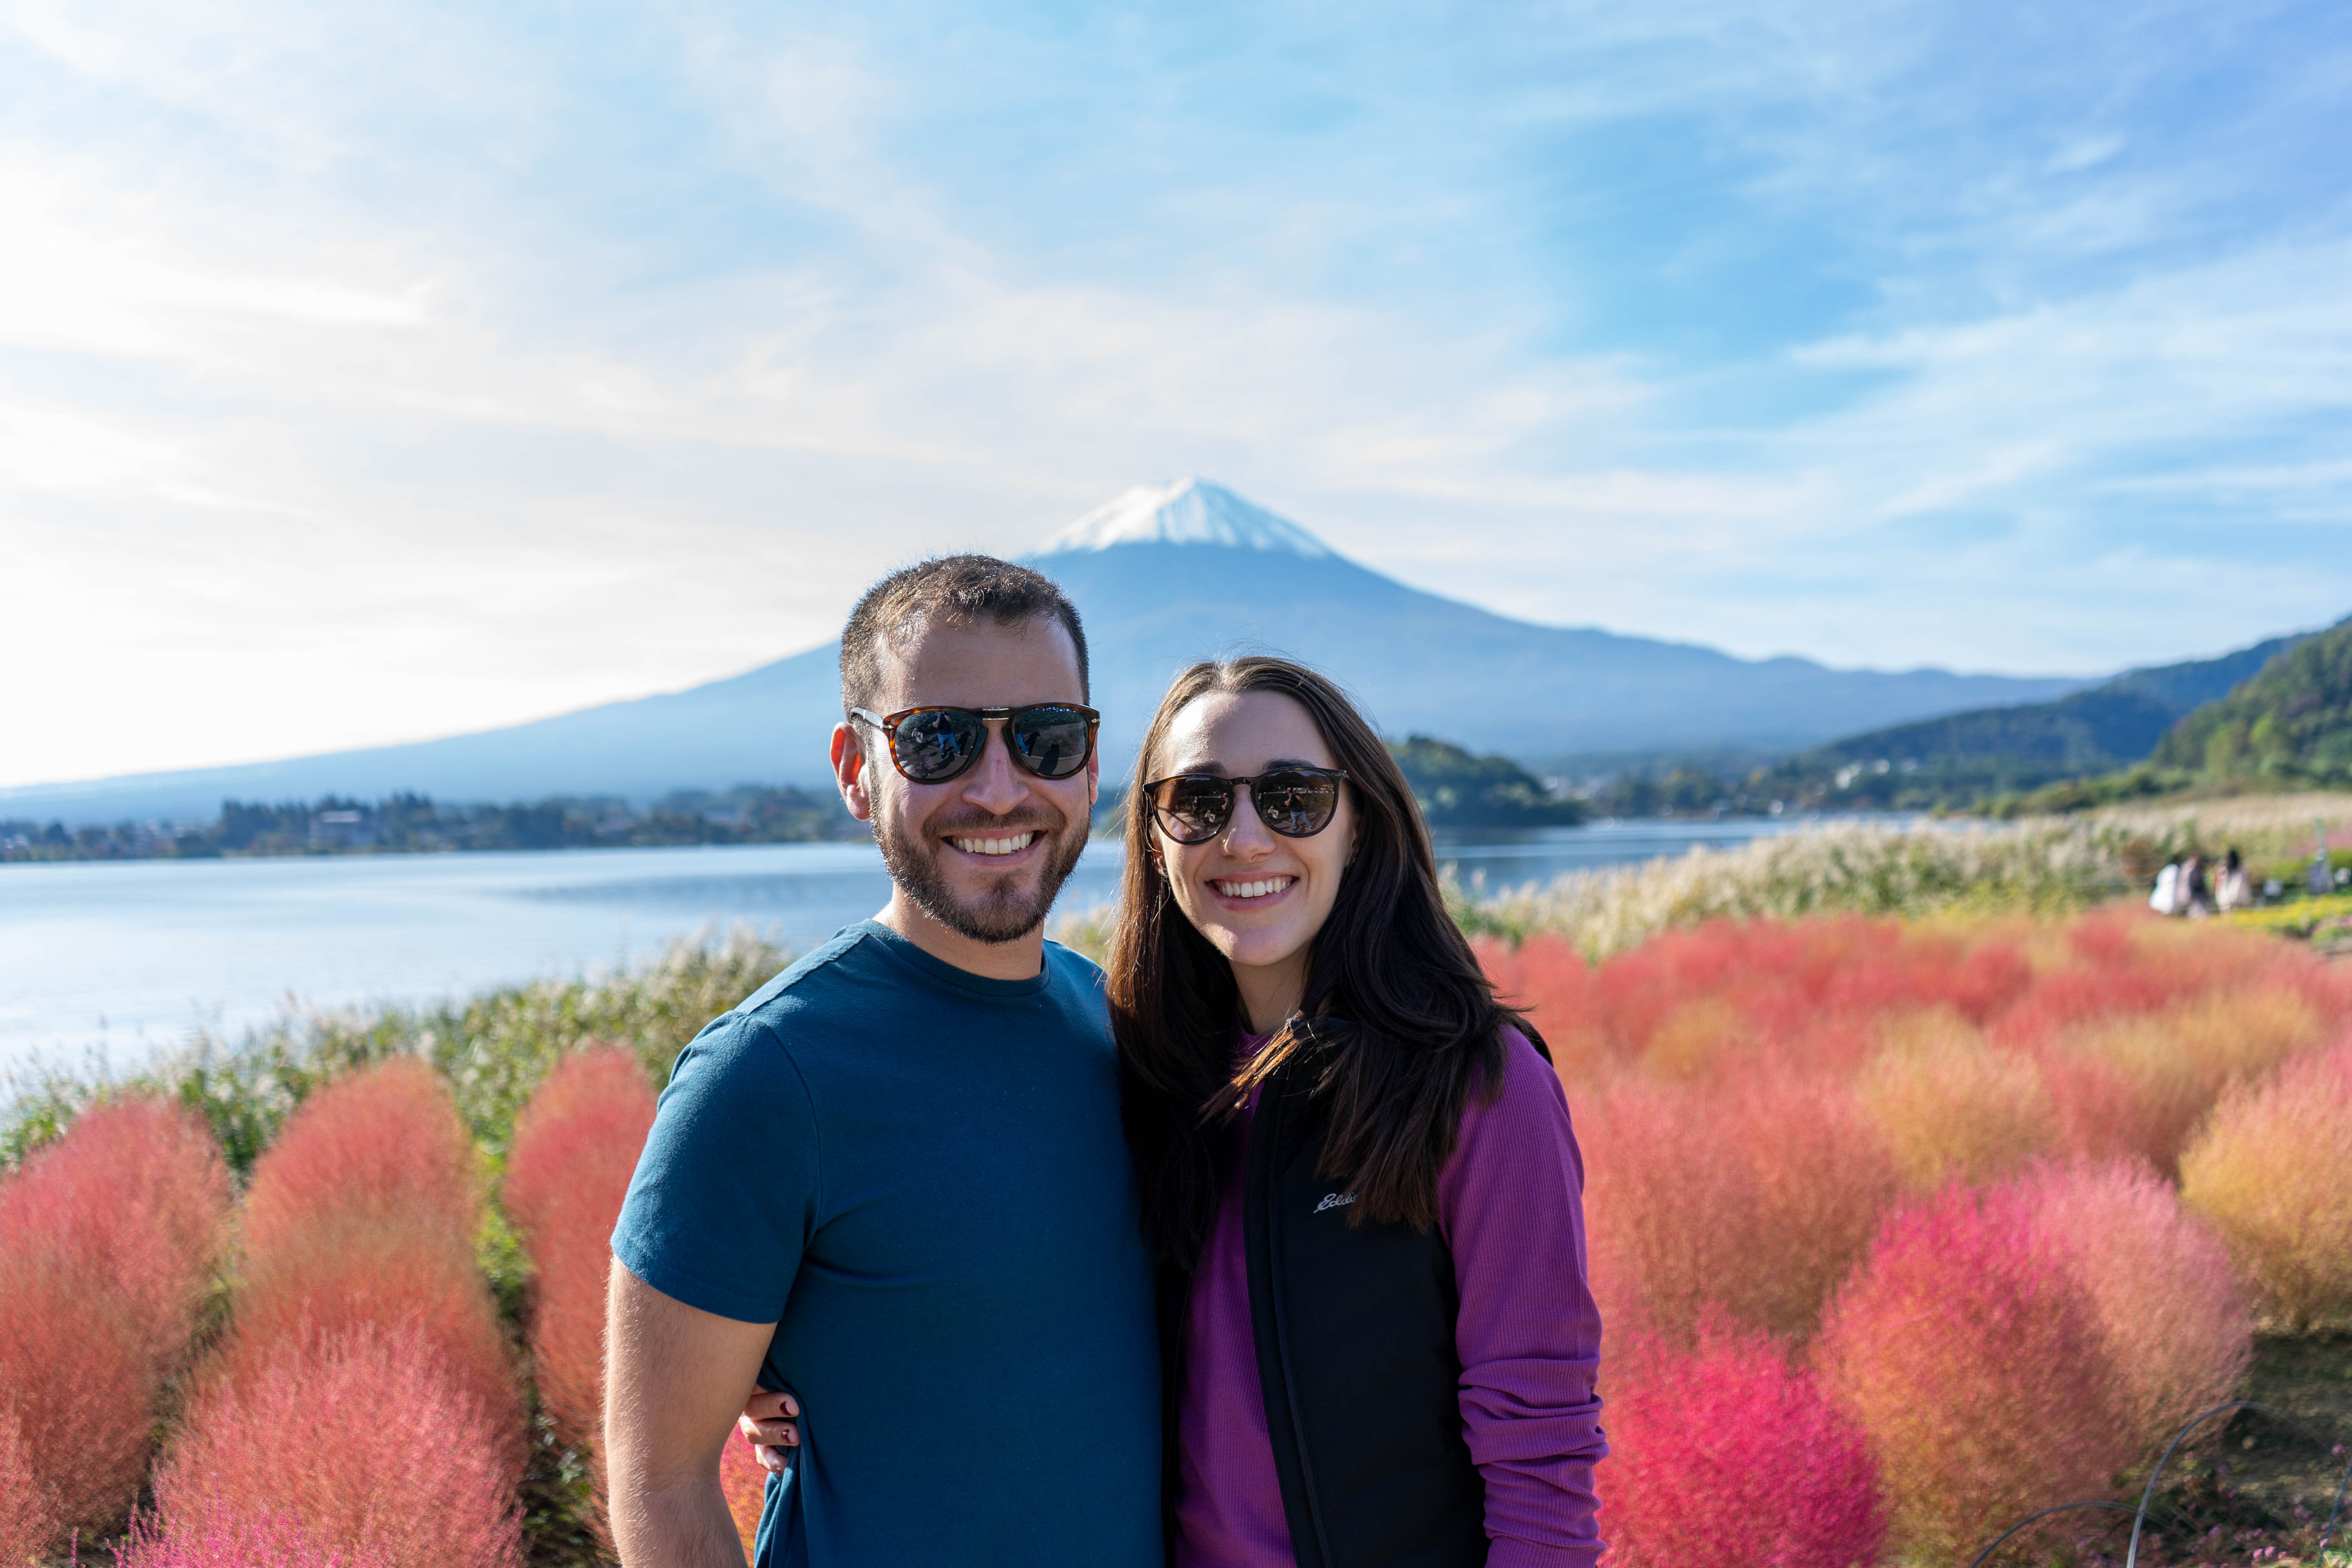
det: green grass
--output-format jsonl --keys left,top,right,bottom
{"left": 2225, "top": 892, "right": 2352, "bottom": 942}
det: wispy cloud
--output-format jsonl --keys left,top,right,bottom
{"left": 3, "top": 0, "right": 2349, "bottom": 782}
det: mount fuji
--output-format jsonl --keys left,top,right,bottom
{"left": 3, "top": 480, "right": 2091, "bottom": 824}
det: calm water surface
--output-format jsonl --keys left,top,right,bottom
{"left": 1, "top": 817, "right": 1822, "bottom": 1075}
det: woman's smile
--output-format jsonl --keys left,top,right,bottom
{"left": 1208, "top": 873, "right": 1296, "bottom": 904}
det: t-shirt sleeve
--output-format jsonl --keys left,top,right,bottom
{"left": 610, "top": 1008, "right": 822, "bottom": 1325}
{"left": 1438, "top": 1028, "right": 1607, "bottom": 1568}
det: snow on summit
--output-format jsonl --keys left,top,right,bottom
{"left": 1041, "top": 478, "right": 1332, "bottom": 557}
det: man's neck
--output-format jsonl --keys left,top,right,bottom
{"left": 874, "top": 891, "right": 1047, "bottom": 982}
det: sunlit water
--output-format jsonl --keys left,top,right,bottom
{"left": 0, "top": 817, "right": 1829, "bottom": 1077}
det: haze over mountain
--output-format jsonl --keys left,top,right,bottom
{"left": 2, "top": 481, "right": 2094, "bottom": 826}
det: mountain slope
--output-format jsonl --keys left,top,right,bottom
{"left": 2154, "top": 617, "right": 2352, "bottom": 780}
{"left": 1, "top": 479, "right": 2092, "bottom": 825}
{"left": 1746, "top": 631, "right": 2316, "bottom": 809}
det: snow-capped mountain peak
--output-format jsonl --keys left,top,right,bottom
{"left": 1040, "top": 478, "right": 1333, "bottom": 557}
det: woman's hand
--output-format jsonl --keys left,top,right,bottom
{"left": 737, "top": 1389, "right": 800, "bottom": 1475}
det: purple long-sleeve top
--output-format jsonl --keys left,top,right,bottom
{"left": 1174, "top": 1027, "right": 1606, "bottom": 1568}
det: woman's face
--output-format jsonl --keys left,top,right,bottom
{"left": 1151, "top": 689, "right": 1354, "bottom": 985}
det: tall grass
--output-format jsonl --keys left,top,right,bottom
{"left": 1450, "top": 820, "right": 2141, "bottom": 960}
{"left": 2180, "top": 1036, "right": 2352, "bottom": 1332}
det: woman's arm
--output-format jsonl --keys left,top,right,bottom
{"left": 1439, "top": 1029, "right": 1607, "bottom": 1568}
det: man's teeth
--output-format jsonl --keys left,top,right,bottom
{"left": 1215, "top": 877, "right": 1295, "bottom": 900}
{"left": 952, "top": 832, "right": 1040, "bottom": 857}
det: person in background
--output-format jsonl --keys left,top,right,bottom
{"left": 2180, "top": 854, "right": 2214, "bottom": 917}
{"left": 2215, "top": 848, "right": 2252, "bottom": 912}
{"left": 2150, "top": 860, "right": 2183, "bottom": 916}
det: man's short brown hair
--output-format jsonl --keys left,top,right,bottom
{"left": 838, "top": 554, "right": 1091, "bottom": 716}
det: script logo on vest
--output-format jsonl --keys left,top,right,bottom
{"left": 1313, "top": 1191, "right": 1357, "bottom": 1215}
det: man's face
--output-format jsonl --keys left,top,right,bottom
{"left": 837, "top": 616, "right": 1097, "bottom": 945}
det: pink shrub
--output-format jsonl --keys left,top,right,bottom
{"left": 1478, "top": 936, "right": 1615, "bottom": 1078}
{"left": 722, "top": 1434, "right": 769, "bottom": 1558}
{"left": 504, "top": 1047, "right": 657, "bottom": 1450}
{"left": 218, "top": 1059, "right": 524, "bottom": 1473}
{"left": 0, "top": 1097, "right": 232, "bottom": 1376}
{"left": 216, "top": 1215, "right": 523, "bottom": 1466}
{"left": 1583, "top": 1070, "right": 1897, "bottom": 1345}
{"left": 0, "top": 1254, "right": 151, "bottom": 1541}
{"left": 145, "top": 1325, "right": 521, "bottom": 1568}
{"left": 1603, "top": 1321, "right": 1884, "bottom": 1568}
{"left": 0, "top": 1410, "right": 51, "bottom": 1565}
{"left": 1855, "top": 1026, "right": 2060, "bottom": 1190}
{"left": 2179, "top": 1036, "right": 2352, "bottom": 1331}
{"left": 0, "top": 1095, "right": 233, "bottom": 1555}
{"left": 1814, "top": 1183, "right": 2132, "bottom": 1564}
{"left": 240, "top": 1058, "right": 480, "bottom": 1258}
{"left": 116, "top": 1506, "right": 390, "bottom": 1566}
{"left": 2019, "top": 1161, "right": 2252, "bottom": 1454}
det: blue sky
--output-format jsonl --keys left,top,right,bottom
{"left": 5, "top": 0, "right": 2350, "bottom": 783}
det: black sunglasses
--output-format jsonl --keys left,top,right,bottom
{"left": 851, "top": 703, "right": 1100, "bottom": 785}
{"left": 1141, "top": 767, "right": 1350, "bottom": 845}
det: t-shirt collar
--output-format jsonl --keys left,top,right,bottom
{"left": 849, "top": 918, "right": 1054, "bottom": 999}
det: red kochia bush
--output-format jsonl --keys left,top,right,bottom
{"left": 0, "top": 1098, "right": 231, "bottom": 1552}
{"left": 2180, "top": 1034, "right": 2352, "bottom": 1331}
{"left": 1814, "top": 1183, "right": 2132, "bottom": 1564}
{"left": 0, "top": 1412, "right": 49, "bottom": 1565}
{"left": 505, "top": 1049, "right": 771, "bottom": 1552}
{"left": 240, "top": 1058, "right": 480, "bottom": 1257}
{"left": 505, "top": 1046, "right": 657, "bottom": 1449}
{"left": 1582, "top": 1070, "right": 1898, "bottom": 1344}
{"left": 139, "top": 1325, "right": 521, "bottom": 1568}
{"left": 2020, "top": 1160, "right": 2251, "bottom": 1453}
{"left": 115, "top": 1508, "right": 389, "bottom": 1567}
{"left": 218, "top": 1058, "right": 524, "bottom": 1470}
{"left": 1603, "top": 1321, "right": 1884, "bottom": 1568}
{"left": 0, "top": 1258, "right": 146, "bottom": 1539}
{"left": 0, "top": 1097, "right": 232, "bottom": 1376}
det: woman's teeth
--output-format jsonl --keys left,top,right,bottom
{"left": 953, "top": 832, "right": 1040, "bottom": 857}
{"left": 1214, "top": 877, "right": 1294, "bottom": 900}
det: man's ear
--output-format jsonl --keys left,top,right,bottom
{"left": 831, "top": 721, "right": 875, "bottom": 823}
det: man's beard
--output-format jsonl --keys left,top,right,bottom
{"left": 875, "top": 797, "right": 1090, "bottom": 945}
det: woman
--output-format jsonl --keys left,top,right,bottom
{"left": 749, "top": 657, "right": 1604, "bottom": 1566}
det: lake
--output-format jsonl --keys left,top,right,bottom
{"left": 0, "top": 817, "right": 1821, "bottom": 1076}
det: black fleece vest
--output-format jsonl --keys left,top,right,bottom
{"left": 1223, "top": 1058, "right": 1488, "bottom": 1568}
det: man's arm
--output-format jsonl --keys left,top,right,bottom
{"left": 606, "top": 1258, "right": 780, "bottom": 1568}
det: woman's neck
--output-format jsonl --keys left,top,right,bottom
{"left": 1231, "top": 952, "right": 1308, "bottom": 1036}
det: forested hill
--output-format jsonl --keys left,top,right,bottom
{"left": 1745, "top": 630, "right": 2311, "bottom": 810}
{"left": 2154, "top": 616, "right": 2352, "bottom": 783}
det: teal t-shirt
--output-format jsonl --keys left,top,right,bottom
{"left": 612, "top": 920, "right": 1162, "bottom": 1568}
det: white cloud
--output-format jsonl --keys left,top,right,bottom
{"left": 3, "top": 0, "right": 2350, "bottom": 784}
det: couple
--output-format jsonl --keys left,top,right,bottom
{"left": 603, "top": 555, "right": 1604, "bottom": 1568}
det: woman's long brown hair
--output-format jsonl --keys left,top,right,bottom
{"left": 1107, "top": 656, "right": 1531, "bottom": 1274}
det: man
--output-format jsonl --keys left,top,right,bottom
{"left": 604, "top": 555, "right": 1161, "bottom": 1568}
